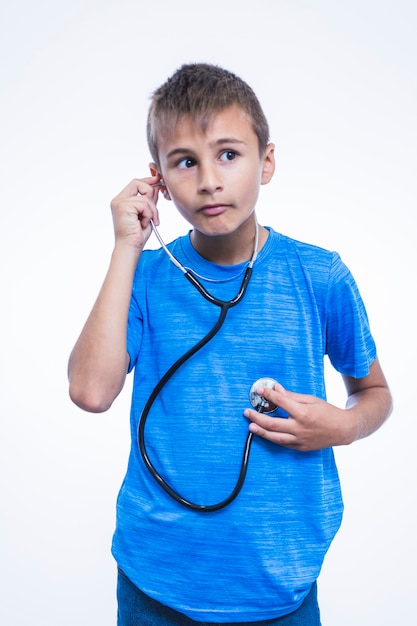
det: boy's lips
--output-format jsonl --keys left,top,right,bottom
{"left": 199, "top": 203, "right": 230, "bottom": 216}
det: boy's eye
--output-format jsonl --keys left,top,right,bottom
{"left": 178, "top": 157, "right": 196, "bottom": 169}
{"left": 219, "top": 150, "right": 237, "bottom": 162}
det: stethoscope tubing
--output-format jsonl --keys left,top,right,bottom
{"left": 138, "top": 219, "right": 260, "bottom": 512}
{"left": 137, "top": 265, "right": 259, "bottom": 512}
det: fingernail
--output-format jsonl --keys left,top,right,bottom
{"left": 274, "top": 382, "right": 285, "bottom": 392}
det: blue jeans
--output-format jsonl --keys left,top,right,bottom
{"left": 116, "top": 569, "right": 321, "bottom": 626}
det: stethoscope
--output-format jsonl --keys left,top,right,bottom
{"left": 137, "top": 217, "right": 278, "bottom": 512}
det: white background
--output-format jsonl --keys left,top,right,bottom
{"left": 1, "top": 1, "right": 416, "bottom": 624}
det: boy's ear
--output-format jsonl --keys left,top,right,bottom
{"left": 149, "top": 163, "right": 171, "bottom": 200}
{"left": 260, "top": 143, "right": 275, "bottom": 185}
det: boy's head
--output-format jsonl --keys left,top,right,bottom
{"left": 147, "top": 63, "right": 270, "bottom": 169}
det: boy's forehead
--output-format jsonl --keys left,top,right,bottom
{"left": 156, "top": 104, "right": 255, "bottom": 146}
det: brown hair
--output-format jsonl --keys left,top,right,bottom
{"left": 147, "top": 63, "right": 270, "bottom": 167}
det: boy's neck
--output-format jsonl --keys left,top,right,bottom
{"left": 190, "top": 223, "right": 269, "bottom": 265}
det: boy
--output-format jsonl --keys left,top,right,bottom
{"left": 68, "top": 63, "right": 392, "bottom": 625}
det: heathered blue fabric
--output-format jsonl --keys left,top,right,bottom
{"left": 111, "top": 228, "right": 376, "bottom": 623}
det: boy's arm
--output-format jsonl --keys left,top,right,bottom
{"left": 342, "top": 358, "right": 392, "bottom": 441}
{"left": 68, "top": 177, "right": 162, "bottom": 413}
{"left": 244, "top": 358, "right": 393, "bottom": 451}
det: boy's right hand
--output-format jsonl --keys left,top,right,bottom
{"left": 68, "top": 175, "right": 163, "bottom": 413}
{"left": 110, "top": 176, "right": 161, "bottom": 250}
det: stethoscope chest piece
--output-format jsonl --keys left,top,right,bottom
{"left": 249, "top": 377, "right": 279, "bottom": 413}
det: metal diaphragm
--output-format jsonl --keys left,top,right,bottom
{"left": 249, "top": 377, "right": 279, "bottom": 413}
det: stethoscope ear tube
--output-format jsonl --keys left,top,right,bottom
{"left": 137, "top": 265, "right": 258, "bottom": 512}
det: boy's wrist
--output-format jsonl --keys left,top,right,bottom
{"left": 107, "top": 241, "right": 143, "bottom": 285}
{"left": 112, "top": 239, "right": 143, "bottom": 262}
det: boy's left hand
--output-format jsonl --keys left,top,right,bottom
{"left": 244, "top": 383, "right": 350, "bottom": 451}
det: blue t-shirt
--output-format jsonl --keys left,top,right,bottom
{"left": 111, "top": 228, "right": 376, "bottom": 622}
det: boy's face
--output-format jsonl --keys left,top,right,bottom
{"left": 151, "top": 104, "right": 275, "bottom": 247}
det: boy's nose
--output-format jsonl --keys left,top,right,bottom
{"left": 198, "top": 165, "right": 223, "bottom": 194}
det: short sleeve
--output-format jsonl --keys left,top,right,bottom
{"left": 325, "top": 253, "right": 376, "bottom": 378}
{"left": 126, "top": 281, "right": 144, "bottom": 374}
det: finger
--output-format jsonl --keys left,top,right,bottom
{"left": 136, "top": 197, "right": 160, "bottom": 230}
{"left": 111, "top": 196, "right": 157, "bottom": 239}
{"left": 114, "top": 181, "right": 161, "bottom": 225}
{"left": 257, "top": 384, "right": 314, "bottom": 414}
{"left": 114, "top": 177, "right": 162, "bottom": 202}
{"left": 245, "top": 411, "right": 297, "bottom": 446}
{"left": 136, "top": 177, "right": 163, "bottom": 204}
{"left": 245, "top": 409, "right": 292, "bottom": 432}
{"left": 249, "top": 426, "right": 297, "bottom": 447}
{"left": 137, "top": 178, "right": 163, "bottom": 225}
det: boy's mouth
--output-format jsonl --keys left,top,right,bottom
{"left": 199, "top": 204, "right": 229, "bottom": 216}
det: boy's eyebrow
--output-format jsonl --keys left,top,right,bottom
{"left": 215, "top": 138, "right": 247, "bottom": 148}
{"left": 166, "top": 138, "right": 247, "bottom": 160}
